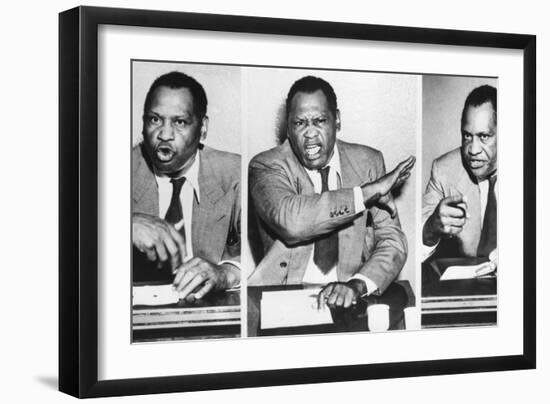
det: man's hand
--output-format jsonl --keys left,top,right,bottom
{"left": 423, "top": 194, "right": 469, "bottom": 246}
{"left": 360, "top": 156, "right": 416, "bottom": 217}
{"left": 172, "top": 258, "right": 239, "bottom": 300}
{"left": 317, "top": 279, "right": 367, "bottom": 309}
{"left": 132, "top": 212, "right": 186, "bottom": 272}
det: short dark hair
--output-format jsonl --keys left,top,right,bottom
{"left": 285, "top": 76, "right": 338, "bottom": 117}
{"left": 143, "top": 71, "right": 208, "bottom": 119}
{"left": 461, "top": 84, "right": 497, "bottom": 126}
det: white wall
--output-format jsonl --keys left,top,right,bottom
{"left": 1, "top": 1, "right": 547, "bottom": 404}
{"left": 132, "top": 61, "right": 242, "bottom": 153}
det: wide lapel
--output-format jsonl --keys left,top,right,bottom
{"left": 337, "top": 141, "right": 366, "bottom": 280}
{"left": 132, "top": 146, "right": 159, "bottom": 216}
{"left": 192, "top": 147, "right": 230, "bottom": 261}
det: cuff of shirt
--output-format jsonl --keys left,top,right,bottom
{"left": 422, "top": 241, "right": 440, "bottom": 262}
{"left": 218, "top": 260, "right": 241, "bottom": 289}
{"left": 352, "top": 186, "right": 366, "bottom": 214}
{"left": 350, "top": 273, "right": 379, "bottom": 297}
{"left": 421, "top": 220, "right": 440, "bottom": 262}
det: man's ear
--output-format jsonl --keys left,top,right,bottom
{"left": 335, "top": 109, "right": 341, "bottom": 131}
{"left": 200, "top": 116, "right": 209, "bottom": 141}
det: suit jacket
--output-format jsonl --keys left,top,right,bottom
{"left": 132, "top": 144, "right": 241, "bottom": 281}
{"left": 422, "top": 147, "right": 484, "bottom": 258}
{"left": 248, "top": 139, "right": 407, "bottom": 294}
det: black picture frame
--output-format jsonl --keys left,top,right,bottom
{"left": 59, "top": 5, "right": 536, "bottom": 398}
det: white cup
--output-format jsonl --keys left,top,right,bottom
{"left": 367, "top": 304, "right": 390, "bottom": 332}
{"left": 403, "top": 307, "right": 421, "bottom": 330}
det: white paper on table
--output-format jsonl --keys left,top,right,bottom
{"left": 132, "top": 284, "right": 180, "bottom": 306}
{"left": 440, "top": 262, "right": 495, "bottom": 281}
{"left": 260, "top": 288, "right": 333, "bottom": 329}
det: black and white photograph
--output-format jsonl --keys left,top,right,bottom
{"left": 1, "top": 0, "right": 543, "bottom": 401}
{"left": 245, "top": 68, "right": 418, "bottom": 337}
{"left": 56, "top": 5, "right": 537, "bottom": 397}
{"left": 131, "top": 61, "right": 242, "bottom": 342}
{"left": 421, "top": 76, "right": 498, "bottom": 328}
{"left": 128, "top": 61, "right": 501, "bottom": 341}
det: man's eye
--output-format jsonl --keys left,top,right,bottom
{"left": 293, "top": 120, "right": 305, "bottom": 128}
{"left": 314, "top": 118, "right": 327, "bottom": 125}
{"left": 480, "top": 134, "right": 490, "bottom": 142}
{"left": 174, "top": 119, "right": 188, "bottom": 127}
{"left": 463, "top": 133, "right": 472, "bottom": 141}
{"left": 148, "top": 116, "right": 161, "bottom": 125}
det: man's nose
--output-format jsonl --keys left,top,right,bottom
{"left": 468, "top": 136, "right": 482, "bottom": 155}
{"left": 158, "top": 122, "right": 174, "bottom": 140}
{"left": 303, "top": 125, "right": 319, "bottom": 138}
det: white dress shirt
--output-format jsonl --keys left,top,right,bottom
{"left": 156, "top": 152, "right": 201, "bottom": 260}
{"left": 422, "top": 175, "right": 498, "bottom": 261}
{"left": 301, "top": 144, "right": 378, "bottom": 295}
{"left": 155, "top": 151, "right": 241, "bottom": 275}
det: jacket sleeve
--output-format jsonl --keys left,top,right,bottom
{"left": 422, "top": 158, "right": 446, "bottom": 224}
{"left": 356, "top": 152, "right": 408, "bottom": 294}
{"left": 249, "top": 157, "right": 359, "bottom": 246}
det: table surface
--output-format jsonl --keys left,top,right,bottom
{"left": 247, "top": 280, "right": 415, "bottom": 337}
{"left": 132, "top": 283, "right": 241, "bottom": 342}
{"left": 422, "top": 258, "right": 497, "bottom": 297}
{"left": 421, "top": 258, "right": 497, "bottom": 328}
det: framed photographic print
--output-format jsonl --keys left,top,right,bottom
{"left": 59, "top": 5, "right": 536, "bottom": 398}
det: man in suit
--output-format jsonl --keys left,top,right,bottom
{"left": 132, "top": 71, "right": 240, "bottom": 300}
{"left": 248, "top": 75, "right": 415, "bottom": 308}
{"left": 422, "top": 84, "right": 497, "bottom": 268}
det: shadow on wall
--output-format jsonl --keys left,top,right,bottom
{"left": 248, "top": 196, "right": 264, "bottom": 266}
{"left": 275, "top": 102, "right": 287, "bottom": 145}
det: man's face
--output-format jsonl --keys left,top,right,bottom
{"left": 142, "top": 86, "right": 206, "bottom": 176}
{"left": 287, "top": 90, "right": 340, "bottom": 170}
{"left": 461, "top": 101, "right": 497, "bottom": 181}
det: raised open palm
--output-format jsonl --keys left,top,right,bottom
{"left": 378, "top": 156, "right": 416, "bottom": 196}
{"left": 361, "top": 156, "right": 415, "bottom": 218}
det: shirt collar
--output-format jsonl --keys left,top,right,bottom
{"left": 154, "top": 150, "right": 201, "bottom": 203}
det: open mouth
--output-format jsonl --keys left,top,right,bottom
{"left": 155, "top": 144, "right": 176, "bottom": 162}
{"left": 468, "top": 159, "right": 487, "bottom": 169}
{"left": 304, "top": 144, "right": 321, "bottom": 160}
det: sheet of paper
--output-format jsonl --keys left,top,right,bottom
{"left": 440, "top": 262, "right": 495, "bottom": 281}
{"left": 133, "top": 284, "right": 180, "bottom": 306}
{"left": 261, "top": 288, "right": 333, "bottom": 329}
